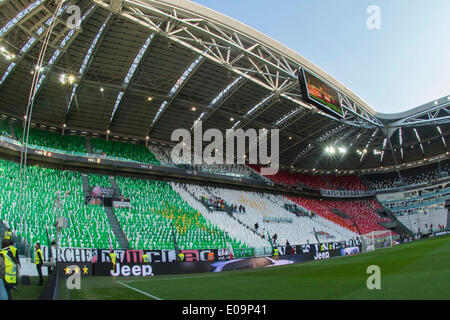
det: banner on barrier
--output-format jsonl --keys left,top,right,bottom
{"left": 42, "top": 247, "right": 234, "bottom": 263}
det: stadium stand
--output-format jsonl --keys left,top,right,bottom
{"left": 91, "top": 138, "right": 160, "bottom": 164}
{"left": 362, "top": 161, "right": 447, "bottom": 190}
{"left": 0, "top": 119, "right": 12, "bottom": 138}
{"left": 148, "top": 143, "right": 268, "bottom": 180}
{"left": 377, "top": 183, "right": 450, "bottom": 234}
{"left": 396, "top": 208, "right": 448, "bottom": 234}
{"left": 0, "top": 159, "right": 119, "bottom": 249}
{"left": 173, "top": 183, "right": 358, "bottom": 246}
{"left": 113, "top": 176, "right": 248, "bottom": 250}
{"left": 249, "top": 164, "right": 368, "bottom": 190}
{"left": 88, "top": 174, "right": 111, "bottom": 187}
{"left": 14, "top": 124, "right": 87, "bottom": 153}
{"left": 289, "top": 198, "right": 391, "bottom": 235}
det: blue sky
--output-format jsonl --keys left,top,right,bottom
{"left": 191, "top": 0, "right": 450, "bottom": 114}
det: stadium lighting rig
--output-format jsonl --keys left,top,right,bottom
{"left": 325, "top": 145, "right": 347, "bottom": 155}
{"left": 356, "top": 149, "right": 368, "bottom": 155}
{"left": 59, "top": 73, "right": 77, "bottom": 85}
{"left": 0, "top": 45, "right": 16, "bottom": 61}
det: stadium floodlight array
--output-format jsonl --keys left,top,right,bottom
{"left": 35, "top": 5, "right": 96, "bottom": 92}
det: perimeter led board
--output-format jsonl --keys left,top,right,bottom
{"left": 299, "top": 68, "right": 344, "bottom": 119}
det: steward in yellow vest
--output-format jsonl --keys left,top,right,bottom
{"left": 109, "top": 251, "right": 117, "bottom": 280}
{"left": 1, "top": 239, "right": 17, "bottom": 300}
{"left": 273, "top": 248, "right": 279, "bottom": 256}
{"left": 178, "top": 252, "right": 185, "bottom": 262}
{"left": 109, "top": 251, "right": 117, "bottom": 265}
{"left": 34, "top": 243, "right": 43, "bottom": 286}
{"left": 142, "top": 254, "right": 149, "bottom": 263}
{"left": 4, "top": 229, "right": 12, "bottom": 241}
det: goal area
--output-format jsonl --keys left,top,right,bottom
{"left": 361, "top": 230, "right": 397, "bottom": 252}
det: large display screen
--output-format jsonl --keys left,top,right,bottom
{"left": 299, "top": 68, "right": 344, "bottom": 118}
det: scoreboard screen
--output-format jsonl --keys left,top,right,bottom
{"left": 299, "top": 68, "right": 344, "bottom": 119}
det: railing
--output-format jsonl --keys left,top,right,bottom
{"left": 320, "top": 189, "right": 376, "bottom": 198}
{"left": 0, "top": 134, "right": 270, "bottom": 183}
{"left": 379, "top": 187, "right": 450, "bottom": 205}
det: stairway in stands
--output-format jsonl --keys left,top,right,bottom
{"left": 109, "top": 176, "right": 122, "bottom": 198}
{"left": 104, "top": 206, "right": 129, "bottom": 249}
{"left": 81, "top": 174, "right": 90, "bottom": 198}
{"left": 85, "top": 137, "right": 93, "bottom": 154}
{"left": 9, "top": 122, "right": 16, "bottom": 140}
{"left": 180, "top": 184, "right": 213, "bottom": 212}
{"left": 229, "top": 213, "right": 268, "bottom": 243}
{"left": 84, "top": 174, "right": 129, "bottom": 249}
{"left": 331, "top": 208, "right": 350, "bottom": 220}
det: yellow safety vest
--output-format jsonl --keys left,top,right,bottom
{"left": 142, "top": 254, "right": 149, "bottom": 262}
{"left": 110, "top": 253, "right": 116, "bottom": 265}
{"left": 9, "top": 246, "right": 17, "bottom": 258}
{"left": 0, "top": 249, "right": 16, "bottom": 284}
{"left": 4, "top": 231, "right": 11, "bottom": 240}
{"left": 274, "top": 249, "right": 279, "bottom": 256}
{"left": 178, "top": 253, "right": 184, "bottom": 261}
{"left": 35, "top": 248, "right": 43, "bottom": 265}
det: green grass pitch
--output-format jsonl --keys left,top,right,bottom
{"left": 14, "top": 234, "right": 450, "bottom": 300}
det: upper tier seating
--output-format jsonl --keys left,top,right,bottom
{"left": 113, "top": 176, "right": 247, "bottom": 250}
{"left": 91, "top": 138, "right": 160, "bottom": 164}
{"left": 148, "top": 143, "right": 269, "bottom": 181}
{"left": 0, "top": 159, "right": 119, "bottom": 249}
{"left": 249, "top": 164, "right": 368, "bottom": 191}
{"left": 14, "top": 124, "right": 87, "bottom": 153}
{"left": 0, "top": 119, "right": 12, "bottom": 138}
{"left": 363, "top": 161, "right": 446, "bottom": 190}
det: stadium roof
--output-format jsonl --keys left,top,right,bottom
{"left": 0, "top": 0, "right": 448, "bottom": 173}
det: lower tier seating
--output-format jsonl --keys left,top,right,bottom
{"left": 174, "top": 183, "right": 358, "bottom": 246}
{"left": 0, "top": 159, "right": 119, "bottom": 249}
{"left": 113, "top": 176, "right": 248, "bottom": 250}
{"left": 292, "top": 198, "right": 392, "bottom": 235}
{"left": 396, "top": 208, "right": 447, "bottom": 234}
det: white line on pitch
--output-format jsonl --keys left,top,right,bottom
{"left": 117, "top": 280, "right": 163, "bottom": 300}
